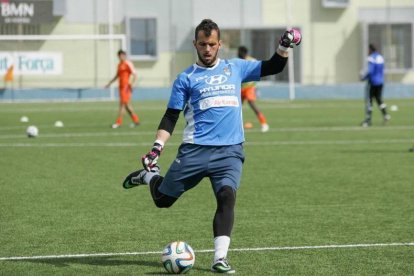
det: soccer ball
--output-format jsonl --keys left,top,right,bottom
{"left": 26, "top": 125, "right": 39, "bottom": 138}
{"left": 161, "top": 241, "right": 195, "bottom": 274}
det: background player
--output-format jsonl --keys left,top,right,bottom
{"left": 122, "top": 19, "right": 301, "bottom": 273}
{"left": 238, "top": 46, "right": 269, "bottom": 132}
{"left": 105, "top": 50, "right": 140, "bottom": 128}
{"left": 360, "top": 44, "right": 390, "bottom": 127}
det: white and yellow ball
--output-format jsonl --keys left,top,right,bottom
{"left": 26, "top": 125, "right": 39, "bottom": 138}
{"left": 161, "top": 241, "right": 195, "bottom": 274}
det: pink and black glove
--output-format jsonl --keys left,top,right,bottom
{"left": 279, "top": 29, "right": 302, "bottom": 51}
{"left": 142, "top": 142, "right": 163, "bottom": 171}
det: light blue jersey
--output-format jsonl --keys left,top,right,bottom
{"left": 168, "top": 58, "right": 261, "bottom": 145}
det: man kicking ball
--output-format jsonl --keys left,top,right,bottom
{"left": 123, "top": 19, "right": 301, "bottom": 273}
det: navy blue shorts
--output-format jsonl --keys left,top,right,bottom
{"left": 158, "top": 143, "right": 245, "bottom": 198}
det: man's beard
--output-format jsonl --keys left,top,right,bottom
{"left": 196, "top": 50, "right": 219, "bottom": 67}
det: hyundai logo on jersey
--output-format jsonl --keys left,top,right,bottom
{"left": 205, "top": 74, "right": 228, "bottom": 85}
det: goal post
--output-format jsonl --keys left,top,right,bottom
{"left": 0, "top": 34, "right": 127, "bottom": 100}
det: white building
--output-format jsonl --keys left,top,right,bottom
{"left": 0, "top": 0, "right": 413, "bottom": 92}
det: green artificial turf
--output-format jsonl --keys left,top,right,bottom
{"left": 0, "top": 99, "right": 413, "bottom": 275}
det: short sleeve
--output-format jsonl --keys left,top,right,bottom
{"left": 167, "top": 74, "right": 189, "bottom": 110}
{"left": 234, "top": 58, "right": 261, "bottom": 83}
{"left": 125, "top": 60, "right": 136, "bottom": 74}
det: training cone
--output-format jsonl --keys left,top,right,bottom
{"left": 244, "top": 122, "right": 253, "bottom": 129}
{"left": 20, "top": 116, "right": 29, "bottom": 123}
{"left": 54, "top": 121, "right": 64, "bottom": 127}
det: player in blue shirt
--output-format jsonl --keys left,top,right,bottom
{"left": 361, "top": 44, "right": 390, "bottom": 127}
{"left": 123, "top": 19, "right": 301, "bottom": 273}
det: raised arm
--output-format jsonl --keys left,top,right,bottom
{"left": 261, "top": 29, "right": 301, "bottom": 77}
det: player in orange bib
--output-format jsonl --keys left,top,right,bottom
{"left": 105, "top": 50, "right": 140, "bottom": 128}
{"left": 238, "top": 46, "right": 269, "bottom": 132}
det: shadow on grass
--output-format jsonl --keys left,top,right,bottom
{"left": 15, "top": 256, "right": 210, "bottom": 274}
{"left": 22, "top": 256, "right": 159, "bottom": 268}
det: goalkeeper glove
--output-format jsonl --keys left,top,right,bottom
{"left": 142, "top": 141, "right": 163, "bottom": 172}
{"left": 279, "top": 29, "right": 302, "bottom": 51}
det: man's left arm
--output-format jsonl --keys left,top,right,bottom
{"left": 130, "top": 70, "right": 137, "bottom": 86}
{"left": 127, "top": 60, "right": 137, "bottom": 86}
{"left": 261, "top": 29, "right": 301, "bottom": 77}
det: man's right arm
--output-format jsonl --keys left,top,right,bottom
{"left": 157, "top": 108, "right": 181, "bottom": 136}
{"left": 361, "top": 61, "right": 374, "bottom": 81}
{"left": 142, "top": 108, "right": 181, "bottom": 171}
{"left": 105, "top": 74, "right": 118, "bottom": 88}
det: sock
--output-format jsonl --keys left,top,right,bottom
{"left": 131, "top": 113, "right": 139, "bottom": 124}
{"left": 365, "top": 109, "right": 372, "bottom": 122}
{"left": 379, "top": 103, "right": 387, "bottom": 116}
{"left": 214, "top": 235, "right": 230, "bottom": 262}
{"left": 143, "top": 171, "right": 159, "bottom": 184}
{"left": 116, "top": 117, "right": 122, "bottom": 125}
{"left": 257, "top": 112, "right": 267, "bottom": 125}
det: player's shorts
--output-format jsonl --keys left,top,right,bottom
{"left": 241, "top": 86, "right": 256, "bottom": 102}
{"left": 158, "top": 143, "right": 245, "bottom": 198}
{"left": 369, "top": 84, "right": 383, "bottom": 99}
{"left": 119, "top": 85, "right": 132, "bottom": 104}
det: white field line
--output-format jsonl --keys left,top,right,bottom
{"left": 1, "top": 100, "right": 414, "bottom": 112}
{"left": 0, "top": 105, "right": 342, "bottom": 113}
{"left": 1, "top": 125, "right": 414, "bottom": 139}
{"left": 0, "top": 122, "right": 160, "bottom": 131}
{"left": 0, "top": 242, "right": 413, "bottom": 261}
{"left": 0, "top": 130, "right": 157, "bottom": 139}
{"left": 258, "top": 125, "right": 414, "bottom": 132}
{"left": 0, "top": 139, "right": 414, "bottom": 148}
{"left": 0, "top": 106, "right": 158, "bottom": 113}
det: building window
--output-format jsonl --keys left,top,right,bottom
{"left": 221, "top": 28, "right": 301, "bottom": 82}
{"left": 127, "top": 18, "right": 157, "bottom": 59}
{"left": 0, "top": 24, "right": 40, "bottom": 35}
{"left": 0, "top": 24, "right": 18, "bottom": 34}
{"left": 368, "top": 23, "right": 412, "bottom": 71}
{"left": 22, "top": 24, "right": 40, "bottom": 35}
{"left": 322, "top": 0, "right": 350, "bottom": 8}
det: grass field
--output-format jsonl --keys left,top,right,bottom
{"left": 0, "top": 99, "right": 413, "bottom": 275}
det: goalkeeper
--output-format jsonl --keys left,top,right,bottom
{"left": 123, "top": 19, "right": 301, "bottom": 273}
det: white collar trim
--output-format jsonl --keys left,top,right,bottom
{"left": 194, "top": 58, "right": 221, "bottom": 70}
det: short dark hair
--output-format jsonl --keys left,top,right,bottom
{"left": 194, "top": 19, "right": 220, "bottom": 41}
{"left": 117, "top": 49, "right": 126, "bottom": 56}
{"left": 238, "top": 46, "right": 248, "bottom": 58}
{"left": 369, "top": 43, "right": 377, "bottom": 52}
